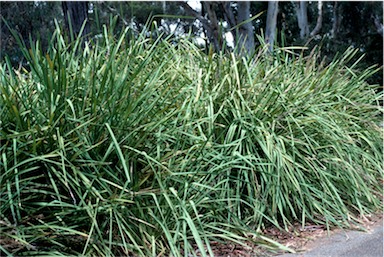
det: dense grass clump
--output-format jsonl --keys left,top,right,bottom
{"left": 0, "top": 25, "right": 382, "bottom": 256}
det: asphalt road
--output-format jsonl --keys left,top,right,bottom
{"left": 276, "top": 221, "right": 383, "bottom": 257}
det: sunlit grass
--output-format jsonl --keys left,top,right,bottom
{"left": 0, "top": 23, "right": 382, "bottom": 256}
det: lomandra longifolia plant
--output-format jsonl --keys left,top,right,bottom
{"left": 0, "top": 23, "right": 382, "bottom": 256}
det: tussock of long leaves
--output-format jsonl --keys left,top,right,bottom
{"left": 0, "top": 26, "right": 382, "bottom": 256}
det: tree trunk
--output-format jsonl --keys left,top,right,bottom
{"left": 295, "top": 1, "right": 309, "bottom": 39}
{"left": 181, "top": 1, "right": 255, "bottom": 56}
{"left": 331, "top": 2, "right": 341, "bottom": 39}
{"left": 236, "top": 1, "right": 255, "bottom": 56}
{"left": 220, "top": 1, "right": 237, "bottom": 45}
{"left": 265, "top": 1, "right": 279, "bottom": 51}
{"left": 62, "top": 1, "right": 90, "bottom": 42}
{"left": 202, "top": 2, "right": 222, "bottom": 52}
{"left": 180, "top": 1, "right": 221, "bottom": 51}
{"left": 373, "top": 15, "right": 383, "bottom": 37}
{"left": 310, "top": 1, "right": 323, "bottom": 37}
{"left": 162, "top": 1, "right": 166, "bottom": 14}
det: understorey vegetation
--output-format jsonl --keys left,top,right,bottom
{"left": 0, "top": 24, "right": 382, "bottom": 256}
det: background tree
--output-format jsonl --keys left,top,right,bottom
{"left": 295, "top": 1, "right": 309, "bottom": 39}
{"left": 180, "top": 1, "right": 223, "bottom": 52}
{"left": 0, "top": 1, "right": 62, "bottom": 64}
{"left": 235, "top": 1, "right": 255, "bottom": 55}
{"left": 310, "top": 1, "right": 323, "bottom": 37}
{"left": 62, "top": 1, "right": 90, "bottom": 42}
{"left": 90, "top": 1, "right": 183, "bottom": 36}
{"left": 1, "top": 1, "right": 382, "bottom": 84}
{"left": 265, "top": 1, "right": 279, "bottom": 51}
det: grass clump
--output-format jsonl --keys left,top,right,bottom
{"left": 0, "top": 24, "right": 382, "bottom": 256}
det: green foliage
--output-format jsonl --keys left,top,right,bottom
{"left": 0, "top": 2, "right": 62, "bottom": 65}
{"left": 89, "top": 1, "right": 184, "bottom": 35}
{"left": 0, "top": 24, "right": 382, "bottom": 256}
{"left": 1, "top": 1, "right": 382, "bottom": 85}
{"left": 276, "top": 1, "right": 383, "bottom": 86}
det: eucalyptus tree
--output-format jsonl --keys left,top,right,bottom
{"left": 0, "top": 1, "right": 62, "bottom": 65}
{"left": 310, "top": 1, "right": 323, "bottom": 37}
{"left": 265, "top": 1, "right": 279, "bottom": 51}
{"left": 294, "top": 1, "right": 309, "bottom": 39}
{"left": 181, "top": 1, "right": 259, "bottom": 56}
{"left": 62, "top": 1, "right": 90, "bottom": 42}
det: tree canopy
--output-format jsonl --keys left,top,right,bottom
{"left": 1, "top": 1, "right": 382, "bottom": 83}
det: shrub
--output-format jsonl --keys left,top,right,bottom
{"left": 0, "top": 24, "right": 382, "bottom": 256}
